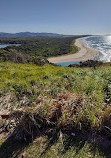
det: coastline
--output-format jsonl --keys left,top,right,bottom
{"left": 48, "top": 38, "right": 99, "bottom": 63}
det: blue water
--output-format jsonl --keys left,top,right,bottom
{"left": 0, "top": 44, "right": 21, "bottom": 49}
{"left": 81, "top": 35, "right": 111, "bottom": 62}
{"left": 56, "top": 62, "right": 80, "bottom": 67}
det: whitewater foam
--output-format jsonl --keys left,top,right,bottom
{"left": 81, "top": 36, "right": 111, "bottom": 62}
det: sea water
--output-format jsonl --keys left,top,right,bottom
{"left": 81, "top": 35, "right": 111, "bottom": 62}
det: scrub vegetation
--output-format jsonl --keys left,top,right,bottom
{"left": 0, "top": 35, "right": 111, "bottom": 158}
{"left": 0, "top": 62, "right": 111, "bottom": 158}
{"left": 0, "top": 37, "right": 80, "bottom": 64}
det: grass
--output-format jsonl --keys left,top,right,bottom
{"left": 0, "top": 62, "right": 111, "bottom": 126}
{"left": 0, "top": 134, "right": 110, "bottom": 158}
{"left": 17, "top": 136, "right": 107, "bottom": 158}
{"left": 0, "top": 62, "right": 111, "bottom": 158}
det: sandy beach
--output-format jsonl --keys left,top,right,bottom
{"left": 48, "top": 38, "right": 98, "bottom": 63}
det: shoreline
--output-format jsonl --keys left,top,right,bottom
{"left": 48, "top": 38, "right": 99, "bottom": 63}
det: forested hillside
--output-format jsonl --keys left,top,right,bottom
{"left": 0, "top": 36, "right": 86, "bottom": 64}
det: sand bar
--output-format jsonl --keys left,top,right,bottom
{"left": 48, "top": 39, "right": 98, "bottom": 63}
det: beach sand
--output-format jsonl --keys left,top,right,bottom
{"left": 48, "top": 38, "right": 98, "bottom": 63}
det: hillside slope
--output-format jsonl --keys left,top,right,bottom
{"left": 0, "top": 62, "right": 111, "bottom": 158}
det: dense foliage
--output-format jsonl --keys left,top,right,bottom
{"left": 0, "top": 37, "right": 80, "bottom": 63}
{"left": 0, "top": 48, "right": 49, "bottom": 65}
{"left": 69, "top": 60, "right": 103, "bottom": 68}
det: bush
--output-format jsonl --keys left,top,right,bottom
{"left": 80, "top": 60, "right": 103, "bottom": 68}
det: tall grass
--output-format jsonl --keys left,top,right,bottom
{"left": 0, "top": 62, "right": 110, "bottom": 131}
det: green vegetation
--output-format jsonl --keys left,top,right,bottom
{"left": 0, "top": 37, "right": 80, "bottom": 65}
{"left": 0, "top": 62, "right": 111, "bottom": 157}
{"left": 69, "top": 39, "right": 78, "bottom": 54}
{"left": 0, "top": 135, "right": 108, "bottom": 158}
{"left": 0, "top": 36, "right": 110, "bottom": 158}
{"left": 68, "top": 60, "right": 104, "bottom": 68}
{"left": 0, "top": 47, "right": 50, "bottom": 65}
{"left": 79, "top": 60, "right": 103, "bottom": 67}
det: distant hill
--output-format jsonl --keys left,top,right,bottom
{"left": 0, "top": 32, "right": 64, "bottom": 37}
{"left": 0, "top": 32, "right": 90, "bottom": 38}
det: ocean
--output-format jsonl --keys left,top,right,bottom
{"left": 81, "top": 35, "right": 111, "bottom": 62}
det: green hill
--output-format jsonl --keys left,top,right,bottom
{"left": 0, "top": 62, "right": 111, "bottom": 158}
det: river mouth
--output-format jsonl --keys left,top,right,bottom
{"left": 56, "top": 61, "right": 80, "bottom": 67}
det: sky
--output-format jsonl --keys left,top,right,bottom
{"left": 0, "top": 0, "right": 111, "bottom": 35}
